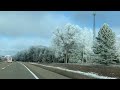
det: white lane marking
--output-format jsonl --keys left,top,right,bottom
{"left": 1, "top": 63, "right": 12, "bottom": 70}
{"left": 2, "top": 67, "right": 6, "bottom": 69}
{"left": 19, "top": 62, "right": 39, "bottom": 79}
{"left": 30, "top": 63, "right": 117, "bottom": 79}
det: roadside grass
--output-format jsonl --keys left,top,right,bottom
{"left": 42, "top": 63, "right": 120, "bottom": 78}
{"left": 30, "top": 63, "right": 96, "bottom": 79}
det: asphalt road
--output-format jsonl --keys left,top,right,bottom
{"left": 0, "top": 62, "right": 70, "bottom": 79}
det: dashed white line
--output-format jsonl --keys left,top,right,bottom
{"left": 19, "top": 62, "right": 39, "bottom": 79}
{"left": 2, "top": 67, "right": 6, "bottom": 69}
{"left": 1, "top": 63, "right": 12, "bottom": 70}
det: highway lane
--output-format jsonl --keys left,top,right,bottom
{"left": 24, "top": 62, "right": 70, "bottom": 79}
{"left": 0, "top": 62, "right": 70, "bottom": 79}
{"left": 0, "top": 62, "right": 36, "bottom": 79}
{"left": 0, "top": 62, "right": 11, "bottom": 69}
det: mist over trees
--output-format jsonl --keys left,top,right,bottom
{"left": 13, "top": 23, "right": 120, "bottom": 65}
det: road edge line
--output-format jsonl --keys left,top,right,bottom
{"left": 19, "top": 62, "right": 39, "bottom": 79}
{"left": 30, "top": 63, "right": 117, "bottom": 79}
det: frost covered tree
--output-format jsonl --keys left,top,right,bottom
{"left": 14, "top": 45, "right": 56, "bottom": 63}
{"left": 67, "top": 27, "right": 94, "bottom": 63}
{"left": 52, "top": 23, "right": 81, "bottom": 63}
{"left": 115, "top": 35, "right": 120, "bottom": 62}
{"left": 52, "top": 23, "right": 94, "bottom": 63}
{"left": 93, "top": 23, "right": 118, "bottom": 65}
{"left": 77, "top": 27, "right": 94, "bottom": 63}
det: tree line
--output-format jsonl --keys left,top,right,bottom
{"left": 13, "top": 23, "right": 120, "bottom": 65}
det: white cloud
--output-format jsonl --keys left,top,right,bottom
{"left": 0, "top": 11, "right": 71, "bottom": 55}
{"left": 0, "top": 11, "right": 70, "bottom": 38}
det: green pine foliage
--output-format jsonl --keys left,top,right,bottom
{"left": 93, "top": 23, "right": 119, "bottom": 65}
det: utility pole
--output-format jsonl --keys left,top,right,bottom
{"left": 82, "top": 38, "right": 85, "bottom": 63}
{"left": 93, "top": 11, "right": 96, "bottom": 43}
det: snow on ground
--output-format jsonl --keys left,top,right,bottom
{"left": 30, "top": 63, "right": 117, "bottom": 79}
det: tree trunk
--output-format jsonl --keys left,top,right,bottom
{"left": 64, "top": 50, "right": 68, "bottom": 63}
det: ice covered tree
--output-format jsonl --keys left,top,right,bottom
{"left": 77, "top": 27, "right": 94, "bottom": 63}
{"left": 27, "top": 46, "right": 37, "bottom": 62}
{"left": 115, "top": 35, "right": 120, "bottom": 62}
{"left": 68, "top": 27, "right": 94, "bottom": 63}
{"left": 93, "top": 23, "right": 118, "bottom": 65}
{"left": 52, "top": 23, "right": 94, "bottom": 63}
{"left": 14, "top": 45, "right": 56, "bottom": 63}
{"left": 52, "top": 23, "right": 81, "bottom": 63}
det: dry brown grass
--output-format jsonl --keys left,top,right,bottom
{"left": 43, "top": 63, "right": 120, "bottom": 78}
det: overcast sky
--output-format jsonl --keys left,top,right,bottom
{"left": 0, "top": 11, "right": 120, "bottom": 56}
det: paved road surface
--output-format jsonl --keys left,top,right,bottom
{"left": 0, "top": 62, "right": 70, "bottom": 79}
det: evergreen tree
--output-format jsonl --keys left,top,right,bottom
{"left": 93, "top": 23, "right": 118, "bottom": 65}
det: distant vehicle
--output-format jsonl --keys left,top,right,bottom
{"left": 5, "top": 55, "right": 12, "bottom": 63}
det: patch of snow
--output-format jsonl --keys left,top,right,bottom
{"left": 30, "top": 63, "right": 117, "bottom": 79}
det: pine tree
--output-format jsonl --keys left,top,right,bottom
{"left": 93, "top": 23, "right": 118, "bottom": 65}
